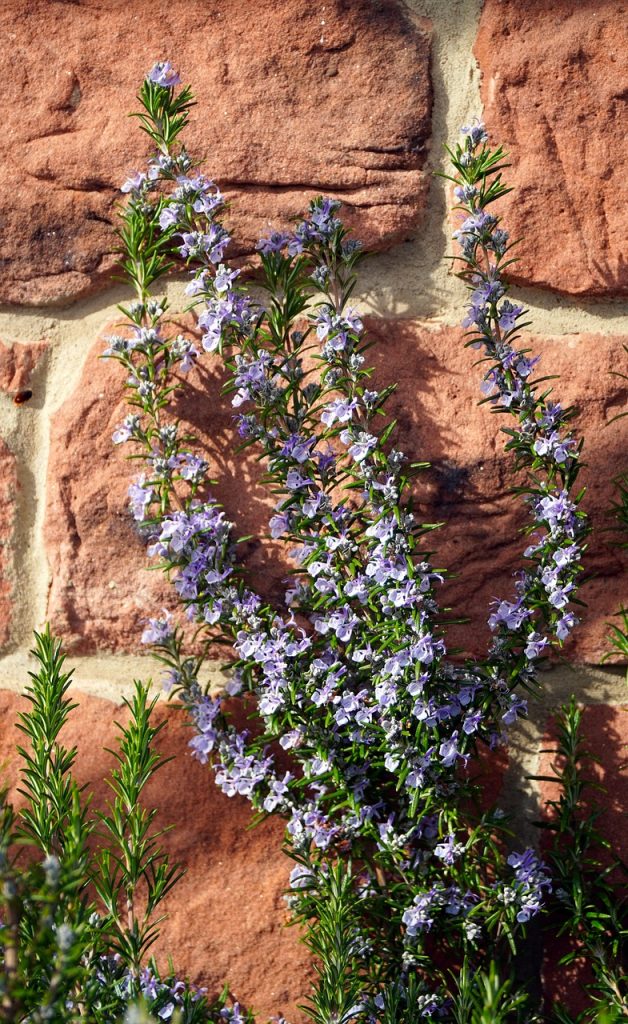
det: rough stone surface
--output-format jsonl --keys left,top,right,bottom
{"left": 0, "top": 339, "right": 48, "bottom": 394}
{"left": 45, "top": 318, "right": 290, "bottom": 652}
{"left": 537, "top": 704, "right": 628, "bottom": 1013}
{"left": 475, "top": 0, "right": 628, "bottom": 296}
{"left": 0, "top": 439, "right": 17, "bottom": 649}
{"left": 46, "top": 322, "right": 627, "bottom": 659}
{"left": 0, "top": 689, "right": 311, "bottom": 1020}
{"left": 1, "top": 0, "right": 431, "bottom": 307}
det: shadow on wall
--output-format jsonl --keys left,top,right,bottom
{"left": 189, "top": 318, "right": 627, "bottom": 664}
{"left": 538, "top": 702, "right": 628, "bottom": 1014}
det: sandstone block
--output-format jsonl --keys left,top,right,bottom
{"left": 0, "top": 339, "right": 48, "bottom": 395}
{"left": 475, "top": 0, "right": 628, "bottom": 296}
{"left": 1, "top": 0, "right": 431, "bottom": 306}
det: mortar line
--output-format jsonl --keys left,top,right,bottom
{"left": 0, "top": 650, "right": 622, "bottom": 702}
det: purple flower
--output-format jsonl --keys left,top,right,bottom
{"left": 548, "top": 582, "right": 574, "bottom": 610}
{"left": 197, "top": 297, "right": 234, "bottom": 352}
{"left": 553, "top": 544, "right": 579, "bottom": 568}
{"left": 159, "top": 204, "right": 183, "bottom": 230}
{"left": 498, "top": 300, "right": 524, "bottom": 332}
{"left": 147, "top": 61, "right": 181, "bottom": 88}
{"left": 556, "top": 611, "right": 578, "bottom": 640}
{"left": 141, "top": 611, "right": 174, "bottom": 645}
{"left": 170, "top": 334, "right": 198, "bottom": 373}
{"left": 269, "top": 511, "right": 291, "bottom": 539}
{"left": 533, "top": 430, "right": 576, "bottom": 464}
{"left": 179, "top": 224, "right": 230, "bottom": 263}
{"left": 314, "top": 607, "right": 359, "bottom": 642}
{"left": 402, "top": 888, "right": 441, "bottom": 936}
{"left": 461, "top": 118, "right": 488, "bottom": 147}
{"left": 501, "top": 695, "right": 527, "bottom": 726}
{"left": 344, "top": 575, "right": 369, "bottom": 603}
{"left": 121, "top": 171, "right": 148, "bottom": 195}
{"left": 462, "top": 710, "right": 483, "bottom": 734}
{"left": 434, "top": 833, "right": 465, "bottom": 865}
{"left": 524, "top": 632, "right": 549, "bottom": 660}
{"left": 289, "top": 863, "right": 314, "bottom": 889}
{"left": 454, "top": 183, "right": 479, "bottom": 203}
{"left": 280, "top": 729, "right": 304, "bottom": 751}
{"left": 315, "top": 308, "right": 363, "bottom": 351}
{"left": 535, "top": 490, "right": 577, "bottom": 535}
{"left": 321, "top": 397, "right": 359, "bottom": 427}
{"left": 439, "top": 731, "right": 464, "bottom": 768}
{"left": 285, "top": 468, "right": 311, "bottom": 490}
{"left": 309, "top": 197, "right": 342, "bottom": 236}
{"left": 340, "top": 429, "right": 377, "bottom": 463}
{"left": 128, "top": 475, "right": 154, "bottom": 521}
{"left": 488, "top": 597, "right": 530, "bottom": 632}
{"left": 214, "top": 263, "right": 240, "bottom": 293}
{"left": 179, "top": 453, "right": 208, "bottom": 483}
{"left": 112, "top": 414, "right": 141, "bottom": 445}
{"left": 220, "top": 1002, "right": 246, "bottom": 1024}
{"left": 263, "top": 771, "right": 294, "bottom": 812}
{"left": 256, "top": 230, "right": 292, "bottom": 254}
{"left": 505, "top": 849, "right": 552, "bottom": 922}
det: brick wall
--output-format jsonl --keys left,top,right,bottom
{"left": 0, "top": 0, "right": 625, "bottom": 1016}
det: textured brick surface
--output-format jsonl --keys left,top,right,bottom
{"left": 538, "top": 704, "right": 628, "bottom": 863}
{"left": 475, "top": 0, "right": 628, "bottom": 296}
{"left": 45, "top": 323, "right": 627, "bottom": 659}
{"left": 1, "top": 0, "right": 431, "bottom": 306}
{"left": 537, "top": 704, "right": 628, "bottom": 1013}
{"left": 45, "top": 321, "right": 283, "bottom": 652}
{"left": 1, "top": 1, "right": 627, "bottom": 1010}
{"left": 0, "top": 689, "right": 311, "bottom": 1020}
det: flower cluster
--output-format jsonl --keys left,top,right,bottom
{"left": 451, "top": 120, "right": 587, "bottom": 675}
{"left": 109, "top": 68, "right": 591, "bottom": 1018}
{"left": 501, "top": 849, "right": 553, "bottom": 923}
{"left": 96, "top": 958, "right": 206, "bottom": 1021}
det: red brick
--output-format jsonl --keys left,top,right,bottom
{"left": 45, "top": 321, "right": 284, "bottom": 652}
{"left": 475, "top": 0, "right": 628, "bottom": 296}
{"left": 0, "top": 0, "right": 431, "bottom": 305}
{"left": 366, "top": 323, "right": 627, "bottom": 664}
{"left": 538, "top": 704, "right": 628, "bottom": 860}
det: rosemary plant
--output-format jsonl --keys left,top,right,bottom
{"left": 0, "top": 628, "right": 243, "bottom": 1023}
{"left": 105, "top": 62, "right": 623, "bottom": 1022}
{"left": 533, "top": 698, "right": 627, "bottom": 1021}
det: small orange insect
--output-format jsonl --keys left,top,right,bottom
{"left": 13, "top": 390, "right": 33, "bottom": 405}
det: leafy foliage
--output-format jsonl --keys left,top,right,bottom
{"left": 0, "top": 628, "right": 243, "bottom": 1023}
{"left": 532, "top": 699, "right": 627, "bottom": 1021}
